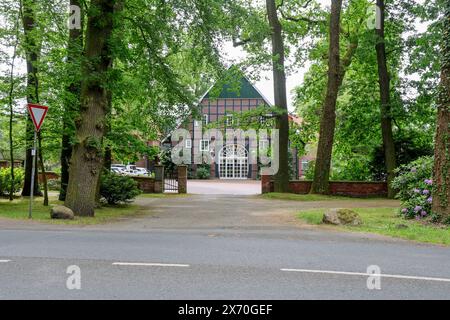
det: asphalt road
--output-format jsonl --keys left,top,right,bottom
{"left": 0, "top": 194, "right": 449, "bottom": 299}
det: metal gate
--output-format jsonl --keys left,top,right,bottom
{"left": 164, "top": 167, "right": 178, "bottom": 192}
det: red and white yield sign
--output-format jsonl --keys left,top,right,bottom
{"left": 27, "top": 103, "right": 48, "bottom": 132}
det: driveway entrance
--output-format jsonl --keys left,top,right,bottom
{"left": 187, "top": 179, "right": 260, "bottom": 195}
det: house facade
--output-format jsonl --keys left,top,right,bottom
{"left": 184, "top": 75, "right": 270, "bottom": 179}
{"left": 136, "top": 69, "right": 316, "bottom": 180}
{"left": 168, "top": 71, "right": 315, "bottom": 180}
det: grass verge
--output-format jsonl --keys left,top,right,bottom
{"left": 138, "top": 193, "right": 190, "bottom": 198}
{"left": 261, "top": 192, "right": 382, "bottom": 202}
{"left": 297, "top": 207, "right": 450, "bottom": 245}
{"left": 0, "top": 197, "right": 144, "bottom": 225}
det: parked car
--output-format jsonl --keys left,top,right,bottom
{"left": 110, "top": 167, "right": 123, "bottom": 175}
{"left": 124, "top": 165, "right": 139, "bottom": 176}
{"left": 135, "top": 167, "right": 151, "bottom": 176}
{"left": 111, "top": 164, "right": 126, "bottom": 175}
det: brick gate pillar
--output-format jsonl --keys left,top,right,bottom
{"left": 154, "top": 165, "right": 164, "bottom": 193}
{"left": 261, "top": 174, "right": 272, "bottom": 194}
{"left": 177, "top": 165, "right": 187, "bottom": 194}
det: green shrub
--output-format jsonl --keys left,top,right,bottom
{"left": 0, "top": 167, "right": 24, "bottom": 197}
{"left": 304, "top": 160, "right": 315, "bottom": 180}
{"left": 391, "top": 156, "right": 433, "bottom": 219}
{"left": 196, "top": 165, "right": 210, "bottom": 179}
{"left": 330, "top": 156, "right": 372, "bottom": 181}
{"left": 47, "top": 179, "right": 61, "bottom": 191}
{"left": 100, "top": 172, "right": 141, "bottom": 205}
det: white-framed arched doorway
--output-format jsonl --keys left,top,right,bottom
{"left": 218, "top": 144, "right": 249, "bottom": 179}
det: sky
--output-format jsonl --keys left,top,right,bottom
{"left": 220, "top": 41, "right": 310, "bottom": 112}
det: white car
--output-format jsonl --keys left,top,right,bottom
{"left": 135, "top": 167, "right": 151, "bottom": 176}
{"left": 111, "top": 164, "right": 126, "bottom": 175}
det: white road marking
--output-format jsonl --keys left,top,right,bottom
{"left": 281, "top": 268, "right": 450, "bottom": 283}
{"left": 112, "top": 262, "right": 190, "bottom": 268}
{"left": 0, "top": 260, "right": 11, "bottom": 263}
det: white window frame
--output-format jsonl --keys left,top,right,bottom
{"left": 194, "top": 120, "right": 199, "bottom": 127}
{"left": 259, "top": 139, "right": 269, "bottom": 150}
{"left": 200, "top": 140, "right": 210, "bottom": 152}
{"left": 202, "top": 114, "right": 209, "bottom": 126}
{"left": 302, "top": 159, "right": 309, "bottom": 171}
{"left": 226, "top": 114, "right": 233, "bottom": 126}
{"left": 185, "top": 139, "right": 192, "bottom": 149}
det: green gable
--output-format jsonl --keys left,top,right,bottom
{"left": 205, "top": 76, "right": 263, "bottom": 99}
{"left": 204, "top": 67, "right": 266, "bottom": 100}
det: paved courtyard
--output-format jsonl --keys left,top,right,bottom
{"left": 187, "top": 179, "right": 261, "bottom": 195}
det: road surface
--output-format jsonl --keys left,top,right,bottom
{"left": 0, "top": 194, "right": 449, "bottom": 299}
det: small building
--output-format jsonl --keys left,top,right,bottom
{"left": 160, "top": 68, "right": 316, "bottom": 180}
{"left": 0, "top": 150, "right": 24, "bottom": 169}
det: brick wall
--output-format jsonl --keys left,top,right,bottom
{"left": 38, "top": 172, "right": 60, "bottom": 183}
{"left": 131, "top": 176, "right": 155, "bottom": 194}
{"left": 261, "top": 177, "right": 387, "bottom": 197}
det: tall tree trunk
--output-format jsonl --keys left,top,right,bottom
{"left": 20, "top": 0, "right": 41, "bottom": 197}
{"left": 103, "top": 89, "right": 113, "bottom": 172}
{"left": 65, "top": 0, "right": 116, "bottom": 216}
{"left": 59, "top": 0, "right": 84, "bottom": 201}
{"left": 38, "top": 131, "right": 48, "bottom": 206}
{"left": 266, "top": 0, "right": 290, "bottom": 193}
{"left": 375, "top": 0, "right": 396, "bottom": 198}
{"left": 7, "top": 16, "right": 20, "bottom": 201}
{"left": 432, "top": 3, "right": 450, "bottom": 218}
{"left": 310, "top": 0, "right": 343, "bottom": 194}
{"left": 95, "top": 90, "right": 113, "bottom": 206}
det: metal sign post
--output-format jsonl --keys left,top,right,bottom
{"left": 29, "top": 130, "right": 37, "bottom": 219}
{"left": 26, "top": 104, "right": 49, "bottom": 219}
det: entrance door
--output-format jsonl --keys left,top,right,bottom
{"left": 219, "top": 144, "right": 248, "bottom": 179}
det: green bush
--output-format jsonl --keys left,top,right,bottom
{"left": 391, "top": 156, "right": 434, "bottom": 219}
{"left": 0, "top": 167, "right": 24, "bottom": 197}
{"left": 304, "top": 160, "right": 315, "bottom": 180}
{"left": 100, "top": 172, "right": 141, "bottom": 205}
{"left": 196, "top": 165, "right": 210, "bottom": 179}
{"left": 47, "top": 179, "right": 61, "bottom": 191}
{"left": 330, "top": 156, "right": 372, "bottom": 181}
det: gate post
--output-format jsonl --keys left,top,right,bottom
{"left": 261, "top": 174, "right": 272, "bottom": 194}
{"left": 154, "top": 165, "right": 164, "bottom": 193}
{"left": 177, "top": 165, "right": 187, "bottom": 194}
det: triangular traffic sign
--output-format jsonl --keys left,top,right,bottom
{"left": 27, "top": 103, "right": 48, "bottom": 132}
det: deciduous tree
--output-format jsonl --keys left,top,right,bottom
{"left": 432, "top": 2, "right": 450, "bottom": 218}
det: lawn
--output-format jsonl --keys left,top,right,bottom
{"left": 297, "top": 207, "right": 450, "bottom": 245}
{"left": 0, "top": 197, "right": 144, "bottom": 225}
{"left": 261, "top": 192, "right": 382, "bottom": 202}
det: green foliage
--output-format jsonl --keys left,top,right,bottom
{"left": 0, "top": 167, "right": 24, "bottom": 196}
{"left": 330, "top": 156, "right": 372, "bottom": 181}
{"left": 295, "top": 0, "right": 439, "bottom": 183}
{"left": 370, "top": 132, "right": 434, "bottom": 181}
{"left": 100, "top": 172, "right": 141, "bottom": 205}
{"left": 196, "top": 165, "right": 211, "bottom": 179}
{"left": 304, "top": 160, "right": 315, "bottom": 180}
{"left": 391, "top": 156, "right": 434, "bottom": 219}
{"left": 160, "top": 148, "right": 176, "bottom": 173}
{"left": 46, "top": 178, "right": 60, "bottom": 191}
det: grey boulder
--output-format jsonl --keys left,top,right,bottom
{"left": 50, "top": 205, "right": 74, "bottom": 220}
{"left": 323, "top": 208, "right": 362, "bottom": 226}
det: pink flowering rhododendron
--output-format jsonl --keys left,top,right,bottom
{"left": 392, "top": 156, "right": 434, "bottom": 220}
